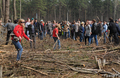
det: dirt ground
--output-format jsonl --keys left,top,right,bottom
{"left": 0, "top": 35, "right": 120, "bottom": 78}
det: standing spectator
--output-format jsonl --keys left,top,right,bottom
{"left": 102, "top": 21, "right": 108, "bottom": 44}
{"left": 89, "top": 19, "right": 98, "bottom": 46}
{"left": 84, "top": 21, "right": 91, "bottom": 45}
{"left": 34, "top": 19, "right": 39, "bottom": 38}
{"left": 53, "top": 24, "right": 61, "bottom": 50}
{"left": 47, "top": 21, "right": 53, "bottom": 38}
{"left": 64, "top": 21, "right": 69, "bottom": 39}
{"left": 12, "top": 19, "right": 32, "bottom": 62}
{"left": 115, "top": 19, "right": 120, "bottom": 36}
{"left": 75, "top": 22, "right": 79, "bottom": 40}
{"left": 44, "top": 22, "right": 47, "bottom": 37}
{"left": 108, "top": 18, "right": 119, "bottom": 45}
{"left": 28, "top": 20, "right": 36, "bottom": 49}
{"left": 70, "top": 21, "right": 75, "bottom": 40}
{"left": 39, "top": 20, "right": 44, "bottom": 40}
{"left": 25, "top": 18, "right": 30, "bottom": 37}
{"left": 3, "top": 19, "right": 15, "bottom": 45}
{"left": 67, "top": 21, "right": 70, "bottom": 38}
{"left": 52, "top": 20, "right": 56, "bottom": 30}
{"left": 98, "top": 20, "right": 103, "bottom": 37}
{"left": 79, "top": 22, "right": 85, "bottom": 42}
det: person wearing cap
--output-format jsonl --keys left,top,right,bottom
{"left": 79, "top": 22, "right": 85, "bottom": 42}
{"left": 52, "top": 24, "right": 61, "bottom": 50}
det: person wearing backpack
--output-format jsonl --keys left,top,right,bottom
{"left": 89, "top": 19, "right": 98, "bottom": 46}
{"left": 79, "top": 22, "right": 85, "bottom": 42}
{"left": 85, "top": 21, "right": 91, "bottom": 45}
{"left": 3, "top": 19, "right": 17, "bottom": 45}
{"left": 12, "top": 19, "right": 33, "bottom": 62}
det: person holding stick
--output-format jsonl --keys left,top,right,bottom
{"left": 53, "top": 24, "right": 61, "bottom": 50}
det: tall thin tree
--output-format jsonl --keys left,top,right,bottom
{"left": 2, "top": 0, "right": 5, "bottom": 23}
{"left": 13, "top": 0, "right": 17, "bottom": 20}
{"left": 5, "top": 0, "right": 9, "bottom": 23}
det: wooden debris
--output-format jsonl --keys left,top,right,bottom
{"left": 112, "top": 68, "right": 120, "bottom": 74}
{"left": 0, "top": 65, "right": 2, "bottom": 78}
{"left": 21, "top": 65, "right": 48, "bottom": 76}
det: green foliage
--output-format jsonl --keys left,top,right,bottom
{"left": 9, "top": 0, "right": 120, "bottom": 21}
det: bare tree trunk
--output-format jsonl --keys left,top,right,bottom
{"left": 114, "top": 0, "right": 118, "bottom": 20}
{"left": 5, "top": 0, "right": 9, "bottom": 23}
{"left": 59, "top": 4, "right": 61, "bottom": 21}
{"left": 20, "top": 0, "right": 21, "bottom": 19}
{"left": 2, "top": 0, "right": 5, "bottom": 23}
{"left": 13, "top": 0, "right": 17, "bottom": 20}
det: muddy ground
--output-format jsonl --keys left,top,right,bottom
{"left": 0, "top": 35, "right": 120, "bottom": 78}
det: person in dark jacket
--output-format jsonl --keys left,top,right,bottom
{"left": 28, "top": 20, "right": 36, "bottom": 49}
{"left": 98, "top": 20, "right": 103, "bottom": 36}
{"left": 34, "top": 19, "right": 39, "bottom": 38}
{"left": 79, "top": 22, "right": 85, "bottom": 42}
{"left": 39, "top": 20, "right": 44, "bottom": 40}
{"left": 115, "top": 19, "right": 120, "bottom": 36}
{"left": 89, "top": 19, "right": 98, "bottom": 46}
{"left": 108, "top": 18, "right": 119, "bottom": 45}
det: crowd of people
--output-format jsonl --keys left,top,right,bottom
{"left": 1, "top": 17, "right": 120, "bottom": 62}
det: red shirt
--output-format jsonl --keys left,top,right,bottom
{"left": 53, "top": 28, "right": 58, "bottom": 37}
{"left": 12, "top": 25, "right": 29, "bottom": 42}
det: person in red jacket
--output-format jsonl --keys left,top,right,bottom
{"left": 53, "top": 24, "right": 61, "bottom": 50}
{"left": 12, "top": 19, "right": 32, "bottom": 62}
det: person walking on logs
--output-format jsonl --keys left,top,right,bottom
{"left": 53, "top": 24, "right": 61, "bottom": 50}
{"left": 12, "top": 19, "right": 33, "bottom": 62}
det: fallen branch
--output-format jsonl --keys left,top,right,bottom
{"left": 21, "top": 65, "right": 48, "bottom": 76}
{"left": 112, "top": 68, "right": 120, "bottom": 74}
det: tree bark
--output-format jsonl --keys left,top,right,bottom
{"left": 5, "top": 0, "right": 9, "bottom": 23}
{"left": 13, "top": 0, "right": 17, "bottom": 20}
{"left": 2, "top": 0, "right": 5, "bottom": 23}
{"left": 20, "top": 0, "right": 21, "bottom": 19}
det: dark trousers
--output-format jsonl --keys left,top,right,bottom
{"left": 109, "top": 33, "right": 119, "bottom": 45}
{"left": 6, "top": 30, "right": 12, "bottom": 45}
{"left": 30, "top": 34, "right": 36, "bottom": 49}
{"left": 75, "top": 32, "right": 78, "bottom": 40}
{"left": 85, "top": 36, "right": 89, "bottom": 45}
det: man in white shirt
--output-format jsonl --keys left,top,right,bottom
{"left": 25, "top": 18, "right": 30, "bottom": 37}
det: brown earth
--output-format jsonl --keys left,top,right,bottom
{"left": 0, "top": 35, "right": 120, "bottom": 78}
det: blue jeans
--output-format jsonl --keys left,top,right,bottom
{"left": 40, "top": 31, "right": 44, "bottom": 40}
{"left": 73, "top": 32, "right": 75, "bottom": 40}
{"left": 12, "top": 40, "right": 23, "bottom": 61}
{"left": 68, "top": 29, "right": 70, "bottom": 38}
{"left": 64, "top": 32, "right": 68, "bottom": 39}
{"left": 80, "top": 33, "right": 84, "bottom": 42}
{"left": 53, "top": 37, "right": 61, "bottom": 49}
{"left": 89, "top": 34, "right": 98, "bottom": 46}
{"left": 104, "top": 32, "right": 108, "bottom": 44}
